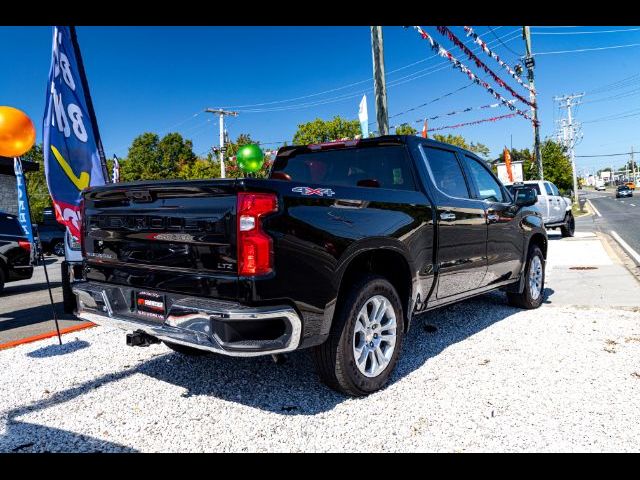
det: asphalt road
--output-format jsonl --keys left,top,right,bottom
{"left": 579, "top": 189, "right": 640, "bottom": 262}
{"left": 0, "top": 257, "right": 85, "bottom": 345}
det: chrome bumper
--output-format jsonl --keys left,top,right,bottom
{"left": 72, "top": 281, "right": 302, "bottom": 357}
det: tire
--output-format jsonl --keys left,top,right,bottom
{"left": 0, "top": 267, "right": 5, "bottom": 295}
{"left": 560, "top": 212, "right": 575, "bottom": 238}
{"left": 507, "top": 245, "right": 545, "bottom": 309}
{"left": 61, "top": 261, "right": 77, "bottom": 314}
{"left": 53, "top": 240, "right": 65, "bottom": 257}
{"left": 163, "top": 341, "right": 211, "bottom": 356}
{"left": 312, "top": 275, "right": 404, "bottom": 397}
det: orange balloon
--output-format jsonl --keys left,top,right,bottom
{"left": 0, "top": 106, "right": 36, "bottom": 157}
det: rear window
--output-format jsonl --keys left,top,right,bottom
{"left": 0, "top": 214, "right": 25, "bottom": 236}
{"left": 271, "top": 145, "right": 416, "bottom": 191}
{"left": 618, "top": 185, "right": 630, "bottom": 191}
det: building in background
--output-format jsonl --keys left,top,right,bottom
{"left": 0, "top": 156, "right": 39, "bottom": 215}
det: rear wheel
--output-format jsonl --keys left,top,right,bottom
{"left": 0, "top": 267, "right": 5, "bottom": 295}
{"left": 53, "top": 240, "right": 65, "bottom": 257}
{"left": 312, "top": 275, "right": 404, "bottom": 396}
{"left": 163, "top": 341, "right": 211, "bottom": 356}
{"left": 507, "top": 245, "right": 545, "bottom": 309}
{"left": 560, "top": 212, "right": 575, "bottom": 237}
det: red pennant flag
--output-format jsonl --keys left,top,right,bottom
{"left": 504, "top": 146, "right": 514, "bottom": 183}
{"left": 422, "top": 119, "right": 428, "bottom": 138}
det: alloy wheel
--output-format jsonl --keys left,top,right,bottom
{"left": 352, "top": 294, "right": 397, "bottom": 378}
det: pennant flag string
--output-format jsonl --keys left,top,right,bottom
{"left": 411, "top": 26, "right": 536, "bottom": 124}
{"left": 370, "top": 82, "right": 475, "bottom": 126}
{"left": 412, "top": 100, "right": 513, "bottom": 124}
{"left": 463, "top": 26, "right": 535, "bottom": 94}
{"left": 436, "top": 26, "right": 535, "bottom": 108}
{"left": 386, "top": 100, "right": 513, "bottom": 131}
{"left": 427, "top": 113, "right": 518, "bottom": 132}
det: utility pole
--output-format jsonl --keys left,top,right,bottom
{"left": 522, "top": 26, "right": 543, "bottom": 180}
{"left": 370, "top": 26, "right": 389, "bottom": 136}
{"left": 632, "top": 146, "right": 636, "bottom": 182}
{"left": 556, "top": 93, "right": 584, "bottom": 204}
{"left": 205, "top": 108, "right": 238, "bottom": 178}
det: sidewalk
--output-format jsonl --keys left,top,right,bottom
{"left": 544, "top": 230, "right": 640, "bottom": 308}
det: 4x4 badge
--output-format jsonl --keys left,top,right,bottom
{"left": 292, "top": 186, "right": 335, "bottom": 197}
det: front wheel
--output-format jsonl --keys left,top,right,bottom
{"left": 312, "top": 275, "right": 404, "bottom": 396}
{"left": 507, "top": 245, "right": 545, "bottom": 309}
{"left": 560, "top": 212, "right": 575, "bottom": 237}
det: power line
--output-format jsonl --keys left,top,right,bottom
{"left": 536, "top": 42, "right": 640, "bottom": 56}
{"left": 576, "top": 151, "right": 636, "bottom": 157}
{"left": 532, "top": 27, "right": 640, "bottom": 35}
{"left": 585, "top": 73, "right": 640, "bottom": 95}
{"left": 232, "top": 30, "right": 523, "bottom": 114}
{"left": 222, "top": 27, "right": 520, "bottom": 111}
{"left": 488, "top": 25, "right": 522, "bottom": 58}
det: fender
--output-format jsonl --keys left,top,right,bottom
{"left": 325, "top": 236, "right": 420, "bottom": 330}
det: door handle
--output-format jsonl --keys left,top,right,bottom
{"left": 487, "top": 213, "right": 499, "bottom": 223}
{"left": 439, "top": 212, "right": 456, "bottom": 221}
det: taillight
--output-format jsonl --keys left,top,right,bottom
{"left": 237, "top": 192, "right": 277, "bottom": 276}
{"left": 18, "top": 240, "right": 31, "bottom": 252}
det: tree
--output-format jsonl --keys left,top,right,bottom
{"left": 292, "top": 116, "right": 361, "bottom": 145}
{"left": 22, "top": 144, "right": 51, "bottom": 224}
{"left": 120, "top": 132, "right": 196, "bottom": 181}
{"left": 432, "top": 134, "right": 490, "bottom": 159}
{"left": 520, "top": 139, "right": 573, "bottom": 192}
{"left": 395, "top": 123, "right": 417, "bottom": 135}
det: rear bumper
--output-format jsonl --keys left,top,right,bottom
{"left": 72, "top": 281, "right": 302, "bottom": 357}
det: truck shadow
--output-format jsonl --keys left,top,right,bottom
{"left": 1, "top": 290, "right": 538, "bottom": 452}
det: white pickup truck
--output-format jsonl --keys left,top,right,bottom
{"left": 506, "top": 180, "right": 575, "bottom": 237}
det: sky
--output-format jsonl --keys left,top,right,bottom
{"left": 1, "top": 25, "right": 640, "bottom": 174}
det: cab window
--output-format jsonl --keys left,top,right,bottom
{"left": 463, "top": 155, "right": 505, "bottom": 203}
{"left": 421, "top": 146, "right": 470, "bottom": 199}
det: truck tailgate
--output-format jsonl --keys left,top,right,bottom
{"left": 82, "top": 180, "right": 239, "bottom": 299}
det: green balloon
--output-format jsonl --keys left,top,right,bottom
{"left": 236, "top": 144, "right": 264, "bottom": 173}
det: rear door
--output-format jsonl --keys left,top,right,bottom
{"left": 419, "top": 144, "right": 487, "bottom": 298}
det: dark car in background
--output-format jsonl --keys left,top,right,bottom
{"left": 0, "top": 212, "right": 34, "bottom": 293}
{"left": 35, "top": 207, "right": 66, "bottom": 256}
{"left": 616, "top": 185, "right": 633, "bottom": 199}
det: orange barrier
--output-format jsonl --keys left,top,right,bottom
{"left": 0, "top": 322, "right": 95, "bottom": 350}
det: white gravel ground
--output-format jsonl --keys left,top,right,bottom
{"left": 1, "top": 292, "right": 640, "bottom": 452}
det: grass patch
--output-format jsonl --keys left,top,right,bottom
{"left": 573, "top": 203, "right": 589, "bottom": 217}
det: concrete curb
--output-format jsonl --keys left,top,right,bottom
{"left": 0, "top": 322, "right": 95, "bottom": 351}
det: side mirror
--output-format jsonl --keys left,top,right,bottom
{"left": 514, "top": 187, "right": 537, "bottom": 207}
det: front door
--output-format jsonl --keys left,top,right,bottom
{"left": 420, "top": 145, "right": 487, "bottom": 299}
{"left": 462, "top": 154, "right": 523, "bottom": 285}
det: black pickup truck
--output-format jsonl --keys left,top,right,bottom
{"left": 73, "top": 135, "right": 546, "bottom": 396}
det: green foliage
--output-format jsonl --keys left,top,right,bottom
{"left": 119, "top": 132, "right": 196, "bottom": 182}
{"left": 22, "top": 144, "right": 51, "bottom": 224}
{"left": 292, "top": 116, "right": 361, "bottom": 145}
{"left": 395, "top": 123, "right": 417, "bottom": 136}
{"left": 520, "top": 139, "right": 573, "bottom": 191}
{"left": 432, "top": 134, "right": 490, "bottom": 159}
{"left": 180, "top": 159, "right": 221, "bottom": 179}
